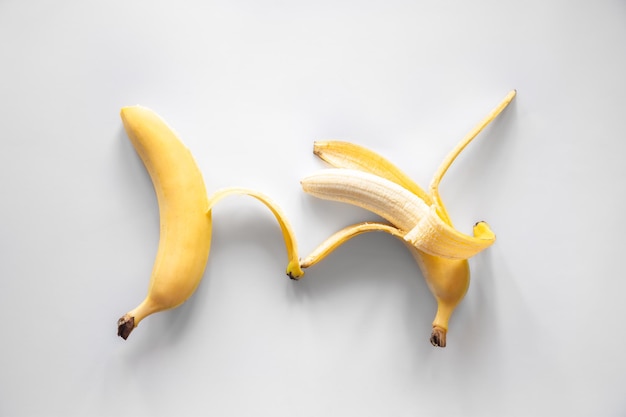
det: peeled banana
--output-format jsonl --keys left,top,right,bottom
{"left": 299, "top": 90, "right": 516, "bottom": 347}
{"left": 117, "top": 106, "right": 302, "bottom": 340}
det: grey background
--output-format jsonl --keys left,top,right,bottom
{"left": 1, "top": 1, "right": 625, "bottom": 416}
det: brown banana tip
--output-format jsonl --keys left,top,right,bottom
{"left": 287, "top": 270, "right": 304, "bottom": 280}
{"left": 430, "top": 327, "right": 447, "bottom": 348}
{"left": 117, "top": 314, "right": 135, "bottom": 340}
{"left": 286, "top": 261, "right": 305, "bottom": 280}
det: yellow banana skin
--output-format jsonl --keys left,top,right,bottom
{"left": 117, "top": 106, "right": 212, "bottom": 340}
{"left": 300, "top": 90, "right": 516, "bottom": 347}
{"left": 412, "top": 251, "right": 468, "bottom": 347}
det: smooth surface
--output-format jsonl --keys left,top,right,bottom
{"left": 1, "top": 1, "right": 625, "bottom": 416}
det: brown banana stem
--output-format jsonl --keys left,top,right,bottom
{"left": 117, "top": 314, "right": 135, "bottom": 340}
{"left": 430, "top": 326, "right": 447, "bottom": 347}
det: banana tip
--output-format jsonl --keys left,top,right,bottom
{"left": 117, "top": 314, "right": 135, "bottom": 340}
{"left": 430, "top": 326, "right": 447, "bottom": 348}
{"left": 286, "top": 262, "right": 305, "bottom": 280}
{"left": 119, "top": 106, "right": 134, "bottom": 117}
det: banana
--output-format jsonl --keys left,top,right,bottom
{"left": 299, "top": 90, "right": 516, "bottom": 347}
{"left": 117, "top": 106, "right": 302, "bottom": 340}
{"left": 116, "top": 106, "right": 212, "bottom": 340}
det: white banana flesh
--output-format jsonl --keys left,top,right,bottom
{"left": 301, "top": 169, "right": 429, "bottom": 231}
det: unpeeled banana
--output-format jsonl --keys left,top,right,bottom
{"left": 117, "top": 106, "right": 302, "bottom": 340}
{"left": 298, "top": 90, "right": 516, "bottom": 346}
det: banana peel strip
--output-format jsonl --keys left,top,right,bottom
{"left": 313, "top": 141, "right": 432, "bottom": 205}
{"left": 207, "top": 187, "right": 304, "bottom": 278}
{"left": 300, "top": 222, "right": 407, "bottom": 269}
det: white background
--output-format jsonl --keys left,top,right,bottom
{"left": 1, "top": 1, "right": 625, "bottom": 416}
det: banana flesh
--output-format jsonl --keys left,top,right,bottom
{"left": 301, "top": 169, "right": 430, "bottom": 231}
{"left": 299, "top": 90, "right": 516, "bottom": 346}
{"left": 117, "top": 107, "right": 302, "bottom": 339}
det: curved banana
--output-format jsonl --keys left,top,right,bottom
{"left": 300, "top": 90, "right": 516, "bottom": 347}
{"left": 117, "top": 106, "right": 212, "bottom": 340}
{"left": 117, "top": 107, "right": 302, "bottom": 339}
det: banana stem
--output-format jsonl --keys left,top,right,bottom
{"left": 117, "top": 314, "right": 134, "bottom": 340}
{"left": 430, "top": 326, "right": 447, "bottom": 347}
